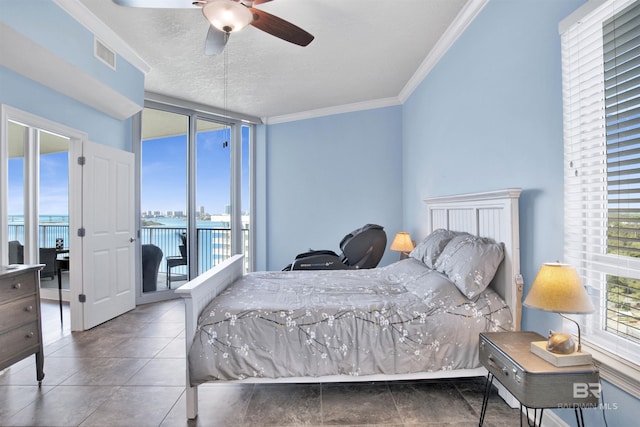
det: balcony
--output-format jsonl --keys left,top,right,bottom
{"left": 7, "top": 224, "right": 249, "bottom": 290}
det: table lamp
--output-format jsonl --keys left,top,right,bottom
{"left": 523, "top": 262, "right": 595, "bottom": 366}
{"left": 390, "top": 232, "right": 414, "bottom": 260}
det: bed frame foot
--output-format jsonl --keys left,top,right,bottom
{"left": 186, "top": 386, "right": 198, "bottom": 419}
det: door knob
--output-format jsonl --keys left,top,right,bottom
{"left": 130, "top": 237, "right": 135, "bottom": 242}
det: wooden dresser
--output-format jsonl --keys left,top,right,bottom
{"left": 0, "top": 264, "right": 45, "bottom": 385}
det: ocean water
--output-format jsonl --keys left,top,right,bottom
{"left": 9, "top": 215, "right": 69, "bottom": 224}
{"left": 8, "top": 215, "right": 226, "bottom": 229}
{"left": 142, "top": 217, "right": 228, "bottom": 228}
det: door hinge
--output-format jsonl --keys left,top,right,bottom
{"left": 78, "top": 294, "right": 86, "bottom": 303}
{"left": 77, "top": 227, "right": 86, "bottom": 237}
{"left": 77, "top": 156, "right": 86, "bottom": 165}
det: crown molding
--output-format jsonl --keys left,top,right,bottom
{"left": 264, "top": 97, "right": 401, "bottom": 125}
{"left": 265, "top": 0, "right": 488, "bottom": 125}
{"left": 398, "top": 0, "right": 489, "bottom": 103}
{"left": 53, "top": 0, "right": 151, "bottom": 74}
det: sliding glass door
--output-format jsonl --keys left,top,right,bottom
{"left": 7, "top": 120, "right": 70, "bottom": 299}
{"left": 195, "top": 118, "right": 231, "bottom": 274}
{"left": 139, "top": 105, "right": 252, "bottom": 298}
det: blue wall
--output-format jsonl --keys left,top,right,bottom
{"left": 403, "top": 0, "right": 574, "bottom": 330}
{"left": 262, "top": 106, "right": 403, "bottom": 271}
{"left": 0, "top": 0, "right": 143, "bottom": 150}
{"left": 401, "top": 0, "right": 639, "bottom": 425}
{"left": 260, "top": 0, "right": 639, "bottom": 424}
{"left": 0, "top": 66, "right": 133, "bottom": 149}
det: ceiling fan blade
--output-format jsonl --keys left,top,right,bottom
{"left": 112, "top": 0, "right": 198, "bottom": 8}
{"left": 205, "top": 26, "right": 229, "bottom": 55}
{"left": 249, "top": 8, "right": 314, "bottom": 47}
{"left": 251, "top": 0, "right": 273, "bottom": 5}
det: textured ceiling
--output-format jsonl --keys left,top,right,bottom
{"left": 79, "top": 0, "right": 468, "bottom": 121}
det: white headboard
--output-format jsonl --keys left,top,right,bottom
{"left": 424, "top": 188, "right": 523, "bottom": 331}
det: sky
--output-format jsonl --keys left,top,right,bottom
{"left": 8, "top": 151, "right": 69, "bottom": 216}
{"left": 8, "top": 127, "right": 250, "bottom": 217}
{"left": 142, "top": 126, "right": 250, "bottom": 216}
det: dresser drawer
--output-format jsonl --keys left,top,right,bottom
{"left": 0, "top": 295, "right": 39, "bottom": 334}
{"left": 0, "top": 322, "right": 41, "bottom": 366}
{"left": 0, "top": 272, "right": 37, "bottom": 303}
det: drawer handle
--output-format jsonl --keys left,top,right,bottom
{"left": 25, "top": 305, "right": 34, "bottom": 312}
{"left": 487, "top": 355, "right": 509, "bottom": 376}
{"left": 25, "top": 331, "right": 35, "bottom": 339}
{"left": 13, "top": 282, "right": 22, "bottom": 289}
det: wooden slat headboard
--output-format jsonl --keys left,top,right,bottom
{"left": 424, "top": 188, "right": 523, "bottom": 331}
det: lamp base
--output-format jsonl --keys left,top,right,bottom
{"left": 530, "top": 341, "right": 592, "bottom": 367}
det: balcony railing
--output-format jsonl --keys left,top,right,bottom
{"left": 7, "top": 224, "right": 249, "bottom": 275}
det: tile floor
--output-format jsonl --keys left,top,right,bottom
{"left": 0, "top": 299, "right": 520, "bottom": 426}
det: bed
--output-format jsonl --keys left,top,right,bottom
{"left": 176, "top": 188, "right": 523, "bottom": 419}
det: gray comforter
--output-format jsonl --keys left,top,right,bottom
{"left": 188, "top": 258, "right": 512, "bottom": 384}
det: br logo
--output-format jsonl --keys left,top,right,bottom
{"left": 573, "top": 383, "right": 601, "bottom": 399}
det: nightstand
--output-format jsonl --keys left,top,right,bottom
{"left": 479, "top": 331, "right": 599, "bottom": 427}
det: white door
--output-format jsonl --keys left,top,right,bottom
{"left": 81, "top": 141, "right": 135, "bottom": 329}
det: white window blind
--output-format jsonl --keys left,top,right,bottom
{"left": 562, "top": 0, "right": 640, "bottom": 368}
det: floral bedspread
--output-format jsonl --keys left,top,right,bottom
{"left": 188, "top": 258, "right": 512, "bottom": 384}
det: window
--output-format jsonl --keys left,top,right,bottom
{"left": 561, "top": 0, "right": 640, "bottom": 388}
{"left": 138, "top": 101, "right": 255, "bottom": 298}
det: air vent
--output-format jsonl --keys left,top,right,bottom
{"left": 94, "top": 38, "right": 116, "bottom": 70}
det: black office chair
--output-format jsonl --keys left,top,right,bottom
{"left": 8, "top": 241, "right": 56, "bottom": 280}
{"left": 39, "top": 247, "right": 57, "bottom": 280}
{"left": 8, "top": 240, "right": 24, "bottom": 264}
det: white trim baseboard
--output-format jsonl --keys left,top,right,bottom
{"left": 537, "top": 410, "right": 570, "bottom": 427}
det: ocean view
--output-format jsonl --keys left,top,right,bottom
{"left": 8, "top": 215, "right": 229, "bottom": 229}
{"left": 7, "top": 214, "right": 247, "bottom": 275}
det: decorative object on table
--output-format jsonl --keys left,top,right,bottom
{"left": 523, "top": 262, "right": 595, "bottom": 366}
{"left": 390, "top": 232, "right": 414, "bottom": 260}
{"left": 55, "top": 238, "right": 64, "bottom": 250}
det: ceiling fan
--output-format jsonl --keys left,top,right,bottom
{"left": 112, "top": 0, "right": 314, "bottom": 55}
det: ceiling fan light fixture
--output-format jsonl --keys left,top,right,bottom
{"left": 202, "top": 0, "right": 253, "bottom": 33}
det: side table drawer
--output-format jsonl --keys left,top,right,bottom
{"left": 0, "top": 273, "right": 37, "bottom": 303}
{"left": 0, "top": 322, "right": 42, "bottom": 367}
{"left": 479, "top": 333, "right": 599, "bottom": 408}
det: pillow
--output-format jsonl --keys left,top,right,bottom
{"left": 409, "top": 229, "right": 460, "bottom": 268}
{"left": 433, "top": 234, "right": 504, "bottom": 299}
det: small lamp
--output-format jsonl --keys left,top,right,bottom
{"left": 523, "top": 262, "right": 595, "bottom": 367}
{"left": 390, "top": 232, "right": 414, "bottom": 260}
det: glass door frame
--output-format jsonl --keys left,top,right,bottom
{"left": 1, "top": 104, "right": 84, "bottom": 330}
{"left": 135, "top": 100, "right": 256, "bottom": 305}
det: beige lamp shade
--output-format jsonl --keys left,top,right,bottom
{"left": 523, "top": 263, "right": 595, "bottom": 314}
{"left": 390, "top": 232, "right": 415, "bottom": 253}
